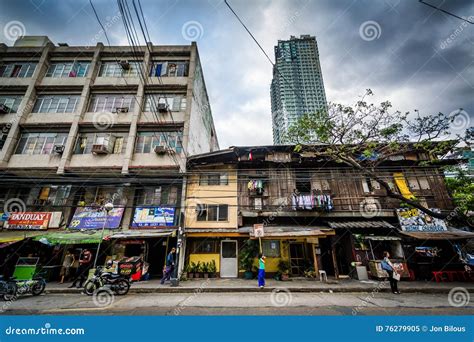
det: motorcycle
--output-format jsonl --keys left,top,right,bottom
{"left": 0, "top": 275, "right": 46, "bottom": 301}
{"left": 83, "top": 265, "right": 130, "bottom": 296}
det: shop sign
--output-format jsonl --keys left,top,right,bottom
{"left": 6, "top": 212, "right": 51, "bottom": 230}
{"left": 69, "top": 207, "right": 124, "bottom": 229}
{"left": 253, "top": 224, "right": 264, "bottom": 238}
{"left": 396, "top": 208, "right": 447, "bottom": 232}
{"left": 131, "top": 207, "right": 175, "bottom": 228}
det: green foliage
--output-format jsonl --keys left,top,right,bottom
{"left": 239, "top": 239, "right": 259, "bottom": 272}
{"left": 445, "top": 169, "right": 474, "bottom": 214}
{"left": 208, "top": 260, "right": 217, "bottom": 273}
{"left": 278, "top": 260, "right": 290, "bottom": 275}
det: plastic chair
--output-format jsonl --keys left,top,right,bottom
{"left": 319, "top": 270, "right": 327, "bottom": 282}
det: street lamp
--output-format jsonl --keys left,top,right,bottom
{"left": 93, "top": 202, "right": 114, "bottom": 269}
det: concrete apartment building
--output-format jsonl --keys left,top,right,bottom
{"left": 0, "top": 36, "right": 218, "bottom": 278}
{"left": 270, "top": 35, "right": 328, "bottom": 144}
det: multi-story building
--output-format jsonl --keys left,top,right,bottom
{"left": 185, "top": 145, "right": 473, "bottom": 280}
{"left": 0, "top": 36, "right": 218, "bottom": 278}
{"left": 270, "top": 35, "right": 328, "bottom": 144}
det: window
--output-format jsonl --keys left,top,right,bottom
{"left": 134, "top": 131, "right": 183, "bottom": 153}
{"left": 15, "top": 132, "right": 68, "bottom": 155}
{"left": 0, "top": 95, "right": 22, "bottom": 113}
{"left": 88, "top": 94, "right": 135, "bottom": 113}
{"left": 150, "top": 61, "right": 188, "bottom": 77}
{"left": 199, "top": 173, "right": 228, "bottom": 186}
{"left": 196, "top": 204, "right": 228, "bottom": 221}
{"left": 98, "top": 61, "right": 141, "bottom": 77}
{"left": 75, "top": 186, "right": 126, "bottom": 206}
{"left": 190, "top": 239, "right": 219, "bottom": 254}
{"left": 0, "top": 129, "right": 7, "bottom": 150}
{"left": 0, "top": 62, "right": 37, "bottom": 78}
{"left": 262, "top": 240, "right": 281, "bottom": 257}
{"left": 136, "top": 186, "right": 179, "bottom": 206}
{"left": 32, "top": 95, "right": 80, "bottom": 113}
{"left": 295, "top": 172, "right": 311, "bottom": 193}
{"left": 74, "top": 133, "right": 127, "bottom": 154}
{"left": 46, "top": 62, "right": 90, "bottom": 78}
{"left": 27, "top": 185, "right": 71, "bottom": 206}
{"left": 143, "top": 94, "right": 186, "bottom": 112}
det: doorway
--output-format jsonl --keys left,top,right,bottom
{"left": 289, "top": 243, "right": 305, "bottom": 276}
{"left": 220, "top": 240, "right": 238, "bottom": 278}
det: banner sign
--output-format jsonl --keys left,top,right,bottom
{"left": 131, "top": 207, "right": 175, "bottom": 228}
{"left": 69, "top": 207, "right": 124, "bottom": 229}
{"left": 6, "top": 212, "right": 51, "bottom": 230}
{"left": 396, "top": 208, "right": 447, "bottom": 232}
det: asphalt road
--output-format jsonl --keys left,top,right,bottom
{"left": 1, "top": 292, "right": 473, "bottom": 316}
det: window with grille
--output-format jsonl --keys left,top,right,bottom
{"left": 199, "top": 173, "right": 228, "bottom": 186}
{"left": 0, "top": 95, "right": 22, "bottom": 113}
{"left": 46, "top": 62, "right": 90, "bottom": 77}
{"left": 143, "top": 94, "right": 186, "bottom": 112}
{"left": 15, "top": 132, "right": 68, "bottom": 155}
{"left": 98, "top": 61, "right": 141, "bottom": 77}
{"left": 88, "top": 94, "right": 135, "bottom": 112}
{"left": 196, "top": 204, "right": 228, "bottom": 221}
{"left": 150, "top": 61, "right": 189, "bottom": 77}
{"left": 74, "top": 133, "right": 127, "bottom": 154}
{"left": 0, "top": 62, "right": 37, "bottom": 78}
{"left": 134, "top": 131, "right": 183, "bottom": 153}
{"left": 32, "top": 95, "right": 80, "bottom": 113}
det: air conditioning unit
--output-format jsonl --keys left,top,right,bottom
{"left": 92, "top": 144, "right": 111, "bottom": 155}
{"left": 115, "top": 107, "right": 129, "bottom": 113}
{"left": 0, "top": 104, "right": 10, "bottom": 114}
{"left": 119, "top": 60, "right": 130, "bottom": 70}
{"left": 154, "top": 145, "right": 167, "bottom": 154}
{"left": 157, "top": 103, "right": 168, "bottom": 113}
{"left": 53, "top": 145, "right": 65, "bottom": 154}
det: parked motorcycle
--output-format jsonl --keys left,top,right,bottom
{"left": 0, "top": 275, "right": 46, "bottom": 301}
{"left": 83, "top": 265, "right": 130, "bottom": 296}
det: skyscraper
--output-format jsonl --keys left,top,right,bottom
{"left": 270, "top": 35, "right": 328, "bottom": 144}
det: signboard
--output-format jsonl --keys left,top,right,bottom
{"left": 69, "top": 207, "right": 124, "bottom": 229}
{"left": 131, "top": 207, "right": 175, "bottom": 228}
{"left": 6, "top": 212, "right": 51, "bottom": 230}
{"left": 253, "top": 223, "right": 265, "bottom": 238}
{"left": 396, "top": 208, "right": 447, "bottom": 232}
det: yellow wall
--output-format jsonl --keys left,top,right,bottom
{"left": 189, "top": 254, "right": 220, "bottom": 272}
{"left": 185, "top": 166, "right": 238, "bottom": 229}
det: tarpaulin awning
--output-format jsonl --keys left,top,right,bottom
{"left": 33, "top": 230, "right": 116, "bottom": 245}
{"left": 0, "top": 231, "right": 44, "bottom": 244}
{"left": 327, "top": 221, "right": 395, "bottom": 229}
{"left": 364, "top": 236, "right": 401, "bottom": 241}
{"left": 239, "top": 226, "right": 335, "bottom": 238}
{"left": 399, "top": 228, "right": 474, "bottom": 240}
{"left": 107, "top": 230, "right": 175, "bottom": 239}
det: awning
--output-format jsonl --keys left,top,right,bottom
{"left": 364, "top": 236, "right": 401, "bottom": 241}
{"left": 239, "top": 226, "right": 335, "bottom": 238}
{"left": 186, "top": 228, "right": 245, "bottom": 237}
{"left": 399, "top": 228, "right": 474, "bottom": 240}
{"left": 327, "top": 220, "right": 395, "bottom": 229}
{"left": 107, "top": 230, "right": 175, "bottom": 239}
{"left": 33, "top": 230, "right": 116, "bottom": 244}
{"left": 0, "top": 231, "right": 45, "bottom": 243}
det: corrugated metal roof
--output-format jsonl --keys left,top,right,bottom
{"left": 327, "top": 221, "right": 395, "bottom": 229}
{"left": 399, "top": 228, "right": 474, "bottom": 240}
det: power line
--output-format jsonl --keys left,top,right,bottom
{"left": 419, "top": 0, "right": 474, "bottom": 24}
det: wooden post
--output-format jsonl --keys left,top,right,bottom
{"left": 259, "top": 237, "right": 262, "bottom": 254}
{"left": 330, "top": 237, "right": 339, "bottom": 280}
{"left": 312, "top": 243, "right": 319, "bottom": 274}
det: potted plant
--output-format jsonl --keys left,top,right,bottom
{"left": 195, "top": 261, "right": 202, "bottom": 278}
{"left": 208, "top": 260, "right": 217, "bottom": 278}
{"left": 239, "top": 239, "right": 258, "bottom": 279}
{"left": 202, "top": 262, "right": 209, "bottom": 279}
{"left": 304, "top": 266, "right": 317, "bottom": 279}
{"left": 278, "top": 260, "right": 291, "bottom": 281}
{"left": 185, "top": 263, "right": 193, "bottom": 279}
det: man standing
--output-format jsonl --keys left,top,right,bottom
{"left": 160, "top": 247, "right": 176, "bottom": 285}
{"left": 69, "top": 248, "right": 93, "bottom": 288}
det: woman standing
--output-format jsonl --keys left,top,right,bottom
{"left": 258, "top": 254, "right": 266, "bottom": 289}
{"left": 382, "top": 251, "right": 400, "bottom": 294}
{"left": 60, "top": 249, "right": 75, "bottom": 284}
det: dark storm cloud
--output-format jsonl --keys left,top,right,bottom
{"left": 0, "top": 0, "right": 472, "bottom": 146}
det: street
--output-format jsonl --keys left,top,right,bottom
{"left": 1, "top": 292, "right": 473, "bottom": 316}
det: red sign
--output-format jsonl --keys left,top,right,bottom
{"left": 7, "top": 212, "right": 52, "bottom": 230}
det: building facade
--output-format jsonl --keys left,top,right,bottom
{"left": 0, "top": 36, "right": 218, "bottom": 279}
{"left": 270, "top": 35, "right": 328, "bottom": 144}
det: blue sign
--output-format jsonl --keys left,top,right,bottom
{"left": 69, "top": 207, "right": 124, "bottom": 229}
{"left": 131, "top": 207, "right": 175, "bottom": 228}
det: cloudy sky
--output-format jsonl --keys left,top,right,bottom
{"left": 0, "top": 0, "right": 472, "bottom": 148}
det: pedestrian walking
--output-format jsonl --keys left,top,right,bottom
{"left": 381, "top": 251, "right": 400, "bottom": 294}
{"left": 69, "top": 249, "right": 93, "bottom": 288}
{"left": 160, "top": 247, "right": 176, "bottom": 285}
{"left": 60, "top": 249, "right": 75, "bottom": 284}
{"left": 258, "top": 254, "right": 266, "bottom": 289}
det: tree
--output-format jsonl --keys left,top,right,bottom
{"left": 285, "top": 89, "right": 466, "bottom": 220}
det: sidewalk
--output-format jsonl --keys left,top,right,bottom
{"left": 45, "top": 277, "right": 474, "bottom": 294}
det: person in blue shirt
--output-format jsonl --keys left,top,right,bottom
{"left": 382, "top": 251, "right": 400, "bottom": 294}
{"left": 161, "top": 247, "right": 176, "bottom": 285}
{"left": 258, "top": 253, "right": 266, "bottom": 289}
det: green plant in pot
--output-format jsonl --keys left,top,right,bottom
{"left": 202, "top": 262, "right": 209, "bottom": 279}
{"left": 239, "top": 239, "right": 258, "bottom": 279}
{"left": 208, "top": 260, "right": 217, "bottom": 278}
{"left": 194, "top": 261, "right": 202, "bottom": 278}
{"left": 185, "top": 263, "right": 193, "bottom": 279}
{"left": 278, "top": 260, "right": 291, "bottom": 281}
